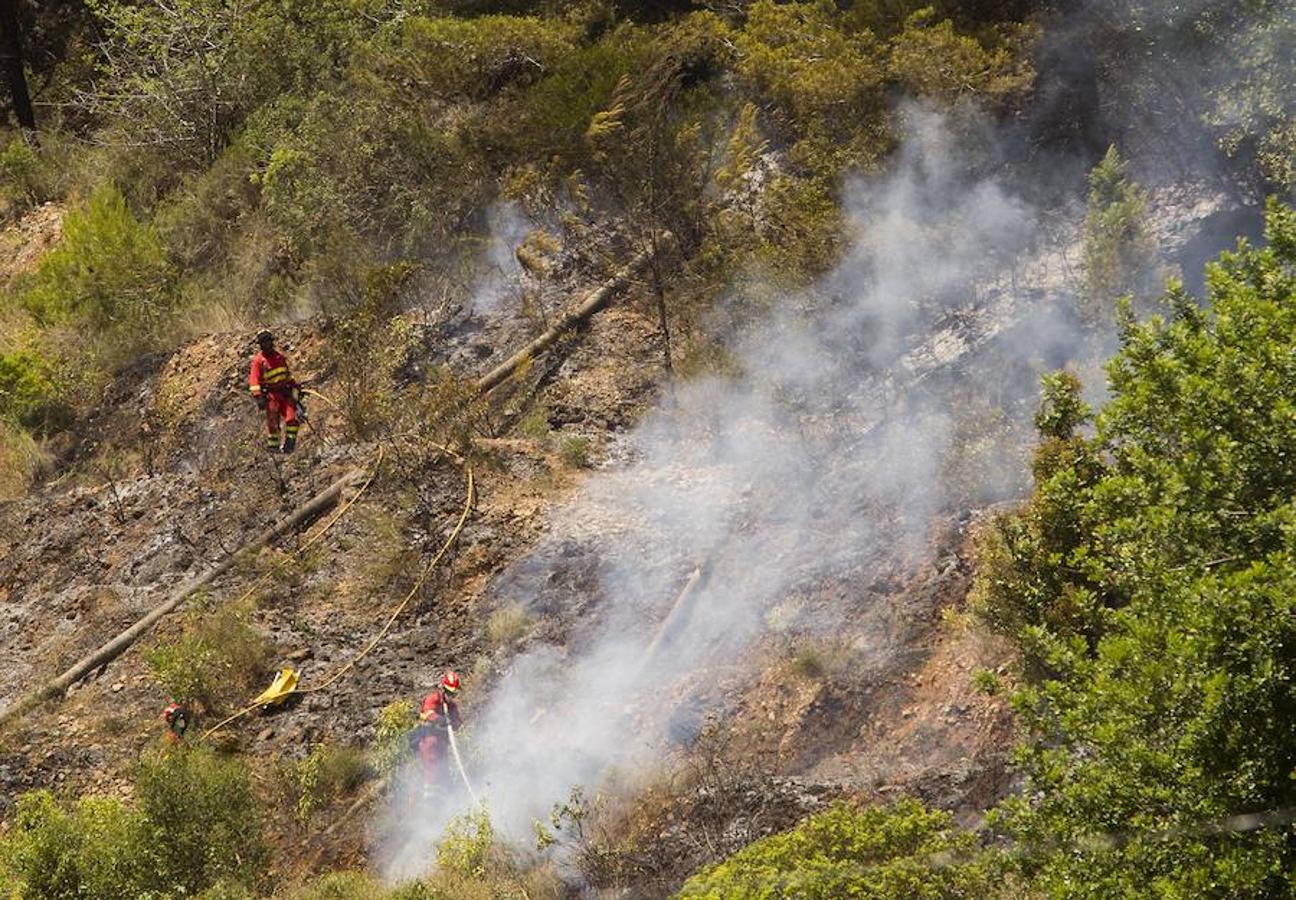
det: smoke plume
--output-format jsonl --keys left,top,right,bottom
{"left": 379, "top": 103, "right": 1075, "bottom": 878}
{"left": 380, "top": 0, "right": 1290, "bottom": 876}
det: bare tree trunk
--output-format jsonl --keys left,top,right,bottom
{"left": 0, "top": 0, "right": 34, "bottom": 131}
{"left": 648, "top": 230, "right": 676, "bottom": 399}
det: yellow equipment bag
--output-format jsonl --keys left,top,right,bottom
{"left": 252, "top": 667, "right": 300, "bottom": 706}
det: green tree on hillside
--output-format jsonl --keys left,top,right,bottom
{"left": 976, "top": 199, "right": 1296, "bottom": 896}
{"left": 19, "top": 182, "right": 174, "bottom": 346}
{"left": 0, "top": 748, "right": 268, "bottom": 897}
{"left": 678, "top": 798, "right": 998, "bottom": 899}
{"left": 1079, "top": 145, "right": 1161, "bottom": 324}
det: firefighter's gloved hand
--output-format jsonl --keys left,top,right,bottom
{"left": 255, "top": 394, "right": 268, "bottom": 410}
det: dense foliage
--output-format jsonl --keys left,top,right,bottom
{"left": 678, "top": 798, "right": 997, "bottom": 898}
{"left": 0, "top": 0, "right": 1293, "bottom": 895}
{"left": 0, "top": 748, "right": 268, "bottom": 898}
{"left": 977, "top": 201, "right": 1296, "bottom": 896}
{"left": 0, "top": 0, "right": 1036, "bottom": 490}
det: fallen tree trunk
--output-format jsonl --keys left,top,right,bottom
{"left": 642, "top": 561, "right": 711, "bottom": 667}
{"left": 475, "top": 238, "right": 669, "bottom": 396}
{"left": 0, "top": 468, "right": 366, "bottom": 730}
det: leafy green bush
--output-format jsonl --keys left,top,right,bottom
{"left": 974, "top": 201, "right": 1296, "bottom": 895}
{"left": 0, "top": 748, "right": 268, "bottom": 897}
{"left": 437, "top": 808, "right": 496, "bottom": 879}
{"left": 134, "top": 747, "right": 270, "bottom": 893}
{"left": 0, "top": 136, "right": 63, "bottom": 210}
{"left": 18, "top": 183, "right": 175, "bottom": 350}
{"left": 293, "top": 743, "right": 371, "bottom": 822}
{"left": 558, "top": 434, "right": 593, "bottom": 468}
{"left": 385, "top": 14, "right": 579, "bottom": 103}
{"left": 286, "top": 871, "right": 392, "bottom": 900}
{"left": 145, "top": 597, "right": 274, "bottom": 712}
{"left": 0, "top": 345, "right": 65, "bottom": 430}
{"left": 885, "top": 9, "right": 1034, "bottom": 105}
{"left": 372, "top": 698, "right": 418, "bottom": 777}
{"left": 734, "top": 0, "right": 887, "bottom": 177}
{"left": 0, "top": 791, "right": 150, "bottom": 899}
{"left": 678, "top": 798, "right": 997, "bottom": 898}
{"left": 1080, "top": 146, "right": 1161, "bottom": 323}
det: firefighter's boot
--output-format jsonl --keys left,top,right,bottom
{"left": 282, "top": 425, "right": 299, "bottom": 454}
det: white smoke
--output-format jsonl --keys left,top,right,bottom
{"left": 376, "top": 0, "right": 1291, "bottom": 881}
{"left": 378, "top": 104, "right": 1076, "bottom": 879}
{"left": 468, "top": 202, "right": 531, "bottom": 315}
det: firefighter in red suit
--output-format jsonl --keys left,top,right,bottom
{"left": 162, "top": 699, "right": 190, "bottom": 743}
{"left": 248, "top": 330, "right": 301, "bottom": 454}
{"left": 408, "top": 671, "right": 463, "bottom": 787}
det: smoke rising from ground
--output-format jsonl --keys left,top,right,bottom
{"left": 467, "top": 203, "right": 530, "bottom": 315}
{"left": 379, "top": 104, "right": 1075, "bottom": 878}
{"left": 381, "top": 0, "right": 1291, "bottom": 876}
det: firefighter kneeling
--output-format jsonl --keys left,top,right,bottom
{"left": 162, "top": 699, "right": 191, "bottom": 743}
{"left": 408, "top": 671, "right": 463, "bottom": 793}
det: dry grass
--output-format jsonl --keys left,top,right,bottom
{"left": 787, "top": 639, "right": 849, "bottom": 681}
{"left": 0, "top": 423, "right": 52, "bottom": 497}
{"left": 487, "top": 602, "right": 533, "bottom": 647}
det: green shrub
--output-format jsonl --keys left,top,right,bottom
{"left": 0, "top": 791, "right": 149, "bottom": 899}
{"left": 134, "top": 747, "right": 269, "bottom": 894}
{"left": 287, "top": 871, "right": 390, "bottom": 900}
{"left": 437, "top": 808, "right": 496, "bottom": 879}
{"left": 755, "top": 173, "right": 845, "bottom": 281}
{"left": 197, "top": 879, "right": 259, "bottom": 900}
{"left": 387, "top": 15, "right": 580, "bottom": 103}
{"left": 19, "top": 183, "right": 175, "bottom": 350}
{"left": 155, "top": 141, "right": 262, "bottom": 271}
{"left": 515, "top": 402, "right": 551, "bottom": 440}
{"left": 0, "top": 136, "right": 60, "bottom": 210}
{"left": 510, "top": 24, "right": 648, "bottom": 163}
{"left": 970, "top": 669, "right": 1000, "bottom": 695}
{"left": 678, "top": 798, "right": 997, "bottom": 898}
{"left": 885, "top": 10, "right": 1034, "bottom": 104}
{"left": 145, "top": 597, "right": 274, "bottom": 712}
{"left": 975, "top": 201, "right": 1296, "bottom": 894}
{"left": 0, "top": 749, "right": 268, "bottom": 897}
{"left": 372, "top": 699, "right": 418, "bottom": 777}
{"left": 0, "top": 345, "right": 65, "bottom": 430}
{"left": 294, "top": 743, "right": 371, "bottom": 822}
{"left": 558, "top": 434, "right": 593, "bottom": 468}
{"left": 1079, "top": 146, "right": 1160, "bottom": 323}
{"left": 734, "top": 1, "right": 888, "bottom": 177}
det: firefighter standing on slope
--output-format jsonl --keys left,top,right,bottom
{"left": 409, "top": 671, "right": 463, "bottom": 788}
{"left": 248, "top": 330, "right": 301, "bottom": 454}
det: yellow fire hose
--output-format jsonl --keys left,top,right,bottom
{"left": 200, "top": 461, "right": 475, "bottom": 741}
{"left": 223, "top": 443, "right": 384, "bottom": 614}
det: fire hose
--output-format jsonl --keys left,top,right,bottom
{"left": 444, "top": 702, "right": 480, "bottom": 807}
